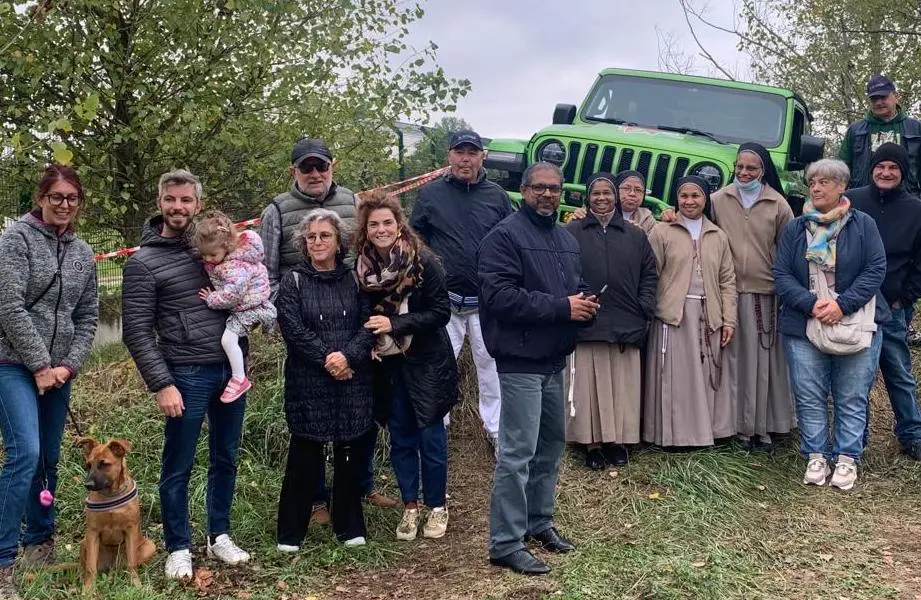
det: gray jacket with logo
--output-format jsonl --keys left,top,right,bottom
{"left": 0, "top": 211, "right": 99, "bottom": 374}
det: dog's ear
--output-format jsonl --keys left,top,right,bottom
{"left": 106, "top": 439, "right": 132, "bottom": 458}
{"left": 76, "top": 437, "right": 98, "bottom": 460}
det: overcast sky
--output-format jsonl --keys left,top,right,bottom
{"left": 405, "top": 0, "right": 748, "bottom": 139}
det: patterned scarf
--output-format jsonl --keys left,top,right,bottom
{"left": 356, "top": 237, "right": 422, "bottom": 356}
{"left": 802, "top": 197, "right": 851, "bottom": 270}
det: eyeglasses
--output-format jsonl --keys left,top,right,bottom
{"left": 298, "top": 161, "right": 331, "bottom": 174}
{"left": 306, "top": 232, "right": 335, "bottom": 244}
{"left": 617, "top": 186, "right": 645, "bottom": 195}
{"left": 44, "top": 193, "right": 81, "bottom": 207}
{"left": 527, "top": 183, "right": 562, "bottom": 194}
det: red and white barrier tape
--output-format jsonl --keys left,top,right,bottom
{"left": 93, "top": 167, "right": 447, "bottom": 261}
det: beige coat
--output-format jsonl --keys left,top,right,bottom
{"left": 626, "top": 206, "right": 656, "bottom": 235}
{"left": 648, "top": 218, "right": 737, "bottom": 330}
{"left": 710, "top": 184, "right": 793, "bottom": 294}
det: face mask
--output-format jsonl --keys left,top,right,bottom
{"left": 734, "top": 177, "right": 762, "bottom": 194}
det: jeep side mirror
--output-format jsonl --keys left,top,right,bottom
{"left": 790, "top": 134, "right": 825, "bottom": 170}
{"left": 553, "top": 104, "right": 576, "bottom": 125}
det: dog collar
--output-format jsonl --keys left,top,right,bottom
{"left": 84, "top": 480, "right": 137, "bottom": 512}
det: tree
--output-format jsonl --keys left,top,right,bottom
{"left": 404, "top": 116, "right": 473, "bottom": 177}
{"left": 678, "top": 0, "right": 921, "bottom": 142}
{"left": 0, "top": 0, "right": 470, "bottom": 241}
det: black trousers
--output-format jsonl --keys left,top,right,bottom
{"left": 277, "top": 429, "right": 374, "bottom": 544}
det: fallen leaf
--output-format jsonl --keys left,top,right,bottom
{"left": 692, "top": 560, "right": 707, "bottom": 568}
{"left": 236, "top": 592, "right": 253, "bottom": 600}
{"left": 624, "top": 522, "right": 634, "bottom": 529}
{"left": 648, "top": 492, "right": 661, "bottom": 500}
{"left": 755, "top": 485, "right": 766, "bottom": 491}
{"left": 883, "top": 554, "right": 895, "bottom": 566}
{"left": 277, "top": 580, "right": 288, "bottom": 590}
{"left": 608, "top": 470, "right": 619, "bottom": 478}
{"left": 193, "top": 568, "right": 213, "bottom": 592}
{"left": 22, "top": 573, "right": 36, "bottom": 583}
{"left": 818, "top": 553, "right": 834, "bottom": 562}
{"left": 335, "top": 586, "right": 350, "bottom": 593}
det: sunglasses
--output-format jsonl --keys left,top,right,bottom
{"left": 297, "top": 161, "right": 331, "bottom": 174}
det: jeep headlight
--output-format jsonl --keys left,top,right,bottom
{"left": 689, "top": 162, "right": 724, "bottom": 191}
{"left": 536, "top": 140, "right": 567, "bottom": 167}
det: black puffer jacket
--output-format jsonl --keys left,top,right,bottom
{"left": 369, "top": 250, "right": 458, "bottom": 429}
{"left": 122, "top": 216, "right": 230, "bottom": 392}
{"left": 565, "top": 211, "right": 658, "bottom": 347}
{"left": 276, "top": 260, "right": 374, "bottom": 442}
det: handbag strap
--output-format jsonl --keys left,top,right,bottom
{"left": 807, "top": 260, "right": 835, "bottom": 301}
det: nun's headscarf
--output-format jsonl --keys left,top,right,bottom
{"left": 737, "top": 142, "right": 784, "bottom": 196}
{"left": 675, "top": 175, "right": 712, "bottom": 219}
{"left": 613, "top": 170, "right": 646, "bottom": 212}
{"left": 585, "top": 172, "right": 618, "bottom": 212}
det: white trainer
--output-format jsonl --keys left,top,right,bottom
{"left": 164, "top": 549, "right": 193, "bottom": 579}
{"left": 344, "top": 536, "right": 366, "bottom": 547}
{"left": 207, "top": 534, "right": 251, "bottom": 565}
{"left": 423, "top": 506, "right": 449, "bottom": 539}
{"left": 276, "top": 544, "right": 300, "bottom": 553}
{"left": 396, "top": 508, "right": 420, "bottom": 541}
{"left": 802, "top": 454, "right": 830, "bottom": 486}
{"left": 829, "top": 456, "right": 858, "bottom": 491}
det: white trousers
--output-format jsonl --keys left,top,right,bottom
{"left": 445, "top": 311, "right": 501, "bottom": 436}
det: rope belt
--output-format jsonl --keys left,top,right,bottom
{"left": 85, "top": 480, "right": 137, "bottom": 513}
{"left": 753, "top": 293, "right": 777, "bottom": 349}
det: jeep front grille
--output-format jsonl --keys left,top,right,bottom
{"left": 559, "top": 141, "right": 696, "bottom": 203}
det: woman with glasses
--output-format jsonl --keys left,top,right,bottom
{"left": 643, "top": 176, "right": 737, "bottom": 448}
{"left": 710, "top": 143, "right": 795, "bottom": 452}
{"left": 614, "top": 171, "right": 657, "bottom": 234}
{"left": 564, "top": 173, "right": 659, "bottom": 468}
{"left": 0, "top": 164, "right": 98, "bottom": 591}
{"left": 275, "top": 209, "right": 376, "bottom": 550}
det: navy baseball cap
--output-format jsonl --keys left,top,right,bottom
{"left": 291, "top": 138, "right": 333, "bottom": 165}
{"left": 867, "top": 75, "right": 896, "bottom": 98}
{"left": 449, "top": 130, "right": 484, "bottom": 150}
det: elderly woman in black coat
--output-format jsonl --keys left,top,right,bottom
{"left": 275, "top": 208, "right": 375, "bottom": 550}
{"left": 355, "top": 191, "right": 458, "bottom": 543}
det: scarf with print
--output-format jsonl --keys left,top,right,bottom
{"left": 356, "top": 237, "right": 422, "bottom": 356}
{"left": 802, "top": 197, "right": 851, "bottom": 270}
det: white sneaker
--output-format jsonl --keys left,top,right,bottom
{"left": 802, "top": 454, "right": 830, "bottom": 486}
{"left": 344, "top": 536, "right": 366, "bottom": 547}
{"left": 487, "top": 433, "right": 500, "bottom": 459}
{"left": 164, "top": 549, "right": 193, "bottom": 579}
{"left": 829, "top": 456, "right": 858, "bottom": 491}
{"left": 207, "top": 534, "right": 251, "bottom": 565}
{"left": 423, "top": 506, "right": 449, "bottom": 539}
{"left": 396, "top": 508, "right": 419, "bottom": 541}
{"left": 276, "top": 544, "right": 300, "bottom": 553}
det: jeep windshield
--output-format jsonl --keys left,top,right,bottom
{"left": 582, "top": 74, "right": 787, "bottom": 147}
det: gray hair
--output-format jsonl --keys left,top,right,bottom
{"left": 522, "top": 162, "right": 564, "bottom": 187}
{"left": 293, "top": 208, "right": 346, "bottom": 256}
{"left": 805, "top": 159, "right": 850, "bottom": 187}
{"left": 158, "top": 169, "right": 203, "bottom": 200}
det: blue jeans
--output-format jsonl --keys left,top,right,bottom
{"left": 489, "top": 370, "right": 565, "bottom": 559}
{"left": 313, "top": 427, "right": 377, "bottom": 506}
{"left": 0, "top": 364, "right": 71, "bottom": 568}
{"left": 784, "top": 333, "right": 881, "bottom": 461}
{"left": 869, "top": 307, "right": 921, "bottom": 445}
{"left": 160, "top": 363, "right": 245, "bottom": 552}
{"left": 388, "top": 381, "right": 447, "bottom": 507}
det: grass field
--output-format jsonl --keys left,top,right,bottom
{"left": 12, "top": 334, "right": 921, "bottom": 600}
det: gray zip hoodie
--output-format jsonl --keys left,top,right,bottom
{"left": 0, "top": 211, "right": 98, "bottom": 374}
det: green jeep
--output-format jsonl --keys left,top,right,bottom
{"left": 485, "top": 68, "right": 825, "bottom": 219}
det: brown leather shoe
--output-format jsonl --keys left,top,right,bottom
{"left": 310, "top": 503, "right": 330, "bottom": 526}
{"left": 363, "top": 491, "right": 399, "bottom": 508}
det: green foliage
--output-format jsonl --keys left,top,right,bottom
{"left": 404, "top": 115, "right": 473, "bottom": 177}
{"left": 0, "top": 0, "right": 470, "bottom": 242}
{"left": 735, "top": 0, "right": 921, "bottom": 142}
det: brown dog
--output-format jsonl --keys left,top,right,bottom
{"left": 76, "top": 438, "right": 156, "bottom": 592}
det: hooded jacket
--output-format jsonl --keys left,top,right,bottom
{"left": 410, "top": 168, "right": 512, "bottom": 298}
{"left": 845, "top": 142, "right": 921, "bottom": 307}
{"left": 122, "top": 216, "right": 232, "bottom": 392}
{"left": 203, "top": 229, "right": 272, "bottom": 313}
{"left": 260, "top": 181, "right": 358, "bottom": 297}
{"left": 839, "top": 106, "right": 921, "bottom": 193}
{"left": 0, "top": 211, "right": 98, "bottom": 374}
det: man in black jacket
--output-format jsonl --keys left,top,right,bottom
{"left": 846, "top": 143, "right": 921, "bottom": 460}
{"left": 479, "top": 162, "right": 598, "bottom": 575}
{"left": 410, "top": 130, "right": 511, "bottom": 452}
{"left": 122, "top": 170, "right": 251, "bottom": 580}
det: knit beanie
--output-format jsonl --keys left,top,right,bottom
{"left": 870, "top": 142, "right": 910, "bottom": 180}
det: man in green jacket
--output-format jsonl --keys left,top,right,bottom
{"left": 839, "top": 75, "right": 921, "bottom": 195}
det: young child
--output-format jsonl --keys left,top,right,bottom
{"left": 194, "top": 211, "right": 276, "bottom": 402}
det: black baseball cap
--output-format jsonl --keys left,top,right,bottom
{"left": 867, "top": 75, "right": 896, "bottom": 98}
{"left": 449, "top": 130, "right": 484, "bottom": 150}
{"left": 291, "top": 138, "right": 333, "bottom": 166}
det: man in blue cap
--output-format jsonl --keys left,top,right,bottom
{"left": 410, "top": 130, "right": 512, "bottom": 455}
{"left": 839, "top": 74, "right": 921, "bottom": 194}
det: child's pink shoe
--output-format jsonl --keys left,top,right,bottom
{"left": 221, "top": 376, "right": 251, "bottom": 403}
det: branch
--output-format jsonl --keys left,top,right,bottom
{"left": 677, "top": 0, "right": 736, "bottom": 80}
